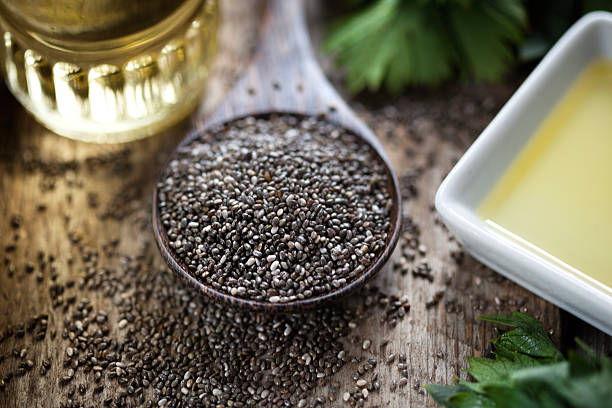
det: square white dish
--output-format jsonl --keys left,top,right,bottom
{"left": 435, "top": 11, "right": 612, "bottom": 336}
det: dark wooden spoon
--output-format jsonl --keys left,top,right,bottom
{"left": 152, "top": 0, "right": 402, "bottom": 313}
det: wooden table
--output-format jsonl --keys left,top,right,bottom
{"left": 1, "top": 1, "right": 609, "bottom": 407}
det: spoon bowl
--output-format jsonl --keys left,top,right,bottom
{"left": 152, "top": 0, "right": 402, "bottom": 313}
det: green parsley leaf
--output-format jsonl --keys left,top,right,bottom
{"left": 449, "top": 392, "right": 497, "bottom": 408}
{"left": 426, "top": 311, "right": 612, "bottom": 408}
{"left": 479, "top": 310, "right": 564, "bottom": 362}
{"left": 446, "top": 0, "right": 526, "bottom": 81}
{"left": 424, "top": 384, "right": 470, "bottom": 407}
{"left": 323, "top": 0, "right": 526, "bottom": 93}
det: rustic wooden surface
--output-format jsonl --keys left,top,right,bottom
{"left": 0, "top": 1, "right": 609, "bottom": 408}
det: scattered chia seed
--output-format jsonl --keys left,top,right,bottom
{"left": 412, "top": 261, "right": 434, "bottom": 282}
{"left": 35, "top": 237, "right": 357, "bottom": 407}
{"left": 450, "top": 249, "right": 465, "bottom": 264}
{"left": 426, "top": 290, "right": 445, "bottom": 309}
{"left": 445, "top": 299, "right": 463, "bottom": 314}
{"left": 157, "top": 114, "right": 392, "bottom": 302}
{"left": 399, "top": 167, "right": 422, "bottom": 201}
{"left": 9, "top": 214, "right": 21, "bottom": 229}
{"left": 86, "top": 192, "right": 99, "bottom": 208}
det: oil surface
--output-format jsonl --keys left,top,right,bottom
{"left": 479, "top": 59, "right": 612, "bottom": 291}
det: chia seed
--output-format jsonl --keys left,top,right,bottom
{"left": 157, "top": 115, "right": 392, "bottom": 302}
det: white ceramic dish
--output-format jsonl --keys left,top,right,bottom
{"left": 435, "top": 12, "right": 612, "bottom": 335}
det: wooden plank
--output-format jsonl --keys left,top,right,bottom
{"left": 0, "top": 1, "right": 609, "bottom": 407}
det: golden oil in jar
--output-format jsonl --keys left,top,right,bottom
{"left": 0, "top": 0, "right": 218, "bottom": 143}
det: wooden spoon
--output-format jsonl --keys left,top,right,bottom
{"left": 153, "top": 0, "right": 402, "bottom": 312}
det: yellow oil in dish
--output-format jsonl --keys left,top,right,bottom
{"left": 479, "top": 59, "right": 612, "bottom": 292}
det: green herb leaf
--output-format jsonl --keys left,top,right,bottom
{"left": 558, "top": 353, "right": 612, "bottom": 408}
{"left": 479, "top": 310, "right": 564, "bottom": 362}
{"left": 482, "top": 384, "right": 546, "bottom": 408}
{"left": 424, "top": 384, "right": 469, "bottom": 407}
{"left": 323, "top": 0, "right": 526, "bottom": 93}
{"left": 446, "top": 0, "right": 526, "bottom": 81}
{"left": 323, "top": 0, "right": 454, "bottom": 93}
{"left": 426, "top": 311, "right": 611, "bottom": 408}
{"left": 463, "top": 353, "right": 541, "bottom": 390}
{"left": 449, "top": 392, "right": 497, "bottom": 408}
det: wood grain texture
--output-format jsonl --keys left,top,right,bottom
{"left": 0, "top": 1, "right": 609, "bottom": 408}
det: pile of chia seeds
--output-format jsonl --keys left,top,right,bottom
{"left": 157, "top": 115, "right": 392, "bottom": 303}
{"left": 99, "top": 245, "right": 354, "bottom": 407}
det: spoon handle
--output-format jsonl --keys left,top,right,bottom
{"left": 196, "top": 0, "right": 384, "bottom": 152}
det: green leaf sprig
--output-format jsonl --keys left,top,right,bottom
{"left": 425, "top": 311, "right": 612, "bottom": 408}
{"left": 323, "top": 0, "right": 527, "bottom": 93}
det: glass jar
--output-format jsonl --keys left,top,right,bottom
{"left": 0, "top": 0, "right": 218, "bottom": 143}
